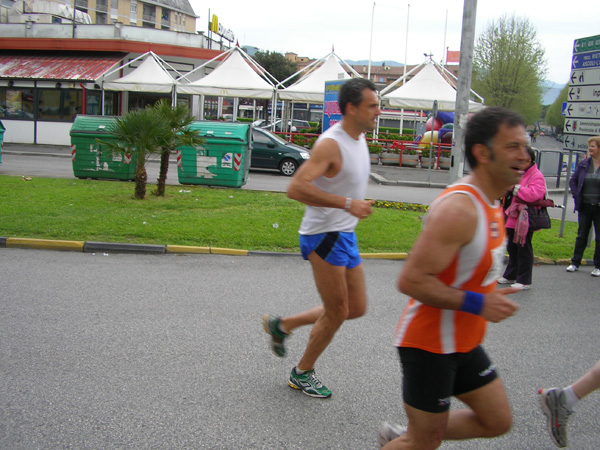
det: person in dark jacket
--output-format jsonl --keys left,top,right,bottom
{"left": 566, "top": 135, "right": 600, "bottom": 277}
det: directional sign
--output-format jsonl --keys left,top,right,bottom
{"left": 565, "top": 35, "right": 600, "bottom": 154}
{"left": 564, "top": 118, "right": 600, "bottom": 135}
{"left": 563, "top": 134, "right": 592, "bottom": 151}
{"left": 570, "top": 68, "right": 600, "bottom": 86}
{"left": 563, "top": 101, "right": 600, "bottom": 119}
{"left": 573, "top": 34, "right": 600, "bottom": 54}
{"left": 572, "top": 50, "right": 600, "bottom": 70}
{"left": 567, "top": 85, "right": 600, "bottom": 102}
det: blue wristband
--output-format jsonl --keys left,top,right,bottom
{"left": 460, "top": 291, "right": 484, "bottom": 315}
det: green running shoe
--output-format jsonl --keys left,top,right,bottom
{"left": 262, "top": 314, "right": 289, "bottom": 357}
{"left": 288, "top": 367, "right": 332, "bottom": 398}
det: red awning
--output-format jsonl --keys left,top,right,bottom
{"left": 0, "top": 54, "right": 124, "bottom": 81}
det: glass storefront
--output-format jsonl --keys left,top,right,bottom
{"left": 0, "top": 87, "right": 119, "bottom": 121}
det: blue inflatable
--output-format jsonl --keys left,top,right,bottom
{"left": 436, "top": 111, "right": 454, "bottom": 124}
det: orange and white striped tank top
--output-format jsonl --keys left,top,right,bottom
{"left": 394, "top": 183, "right": 506, "bottom": 354}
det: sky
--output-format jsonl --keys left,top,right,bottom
{"left": 191, "top": 0, "right": 599, "bottom": 85}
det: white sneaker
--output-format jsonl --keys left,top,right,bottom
{"left": 378, "top": 422, "right": 407, "bottom": 447}
{"left": 592, "top": 268, "right": 600, "bottom": 277}
{"left": 497, "top": 277, "right": 515, "bottom": 284}
{"left": 566, "top": 264, "right": 578, "bottom": 272}
{"left": 511, "top": 283, "right": 531, "bottom": 290}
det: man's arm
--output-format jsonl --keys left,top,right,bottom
{"left": 287, "top": 138, "right": 373, "bottom": 218}
{"left": 398, "top": 194, "right": 519, "bottom": 323}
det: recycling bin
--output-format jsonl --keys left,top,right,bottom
{"left": 0, "top": 120, "right": 5, "bottom": 165}
{"left": 69, "top": 115, "right": 137, "bottom": 180}
{"left": 177, "top": 121, "right": 251, "bottom": 188}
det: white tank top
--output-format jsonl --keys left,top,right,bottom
{"left": 299, "top": 122, "right": 370, "bottom": 235}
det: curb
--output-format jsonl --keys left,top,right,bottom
{"left": 84, "top": 241, "right": 166, "bottom": 254}
{"left": 369, "top": 173, "right": 447, "bottom": 189}
{"left": 1, "top": 236, "right": 586, "bottom": 266}
{"left": 370, "top": 173, "right": 568, "bottom": 195}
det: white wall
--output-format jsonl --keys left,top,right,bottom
{"left": 1, "top": 120, "right": 71, "bottom": 145}
{"left": 36, "top": 122, "right": 72, "bottom": 145}
{"left": 2, "top": 120, "right": 35, "bottom": 144}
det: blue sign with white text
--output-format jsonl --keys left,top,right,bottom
{"left": 571, "top": 50, "right": 600, "bottom": 70}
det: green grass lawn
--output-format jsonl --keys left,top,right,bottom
{"left": 0, "top": 175, "right": 592, "bottom": 261}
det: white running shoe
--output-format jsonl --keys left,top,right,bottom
{"left": 378, "top": 422, "right": 407, "bottom": 447}
{"left": 511, "top": 282, "right": 531, "bottom": 290}
{"left": 566, "top": 264, "right": 578, "bottom": 272}
{"left": 497, "top": 277, "right": 515, "bottom": 284}
{"left": 591, "top": 268, "right": 600, "bottom": 277}
{"left": 538, "top": 388, "right": 572, "bottom": 448}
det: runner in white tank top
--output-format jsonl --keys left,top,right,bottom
{"left": 261, "top": 79, "right": 379, "bottom": 399}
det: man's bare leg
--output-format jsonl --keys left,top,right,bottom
{"left": 383, "top": 379, "right": 511, "bottom": 449}
{"left": 296, "top": 253, "right": 366, "bottom": 371}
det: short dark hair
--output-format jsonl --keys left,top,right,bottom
{"left": 338, "top": 78, "right": 377, "bottom": 115}
{"left": 526, "top": 146, "right": 536, "bottom": 165}
{"left": 465, "top": 106, "right": 525, "bottom": 168}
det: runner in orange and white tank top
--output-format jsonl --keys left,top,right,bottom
{"left": 378, "top": 107, "right": 528, "bottom": 450}
{"left": 394, "top": 183, "right": 507, "bottom": 355}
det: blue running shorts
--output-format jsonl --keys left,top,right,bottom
{"left": 299, "top": 231, "right": 361, "bottom": 268}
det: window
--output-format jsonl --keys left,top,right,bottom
{"left": 128, "top": 92, "right": 171, "bottom": 111}
{"left": 252, "top": 130, "right": 272, "bottom": 145}
{"left": 38, "top": 89, "right": 83, "bottom": 121}
{"left": 96, "top": 12, "right": 107, "bottom": 24}
{"left": 0, "top": 88, "right": 35, "bottom": 120}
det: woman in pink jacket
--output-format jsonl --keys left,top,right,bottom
{"left": 498, "top": 146, "right": 547, "bottom": 290}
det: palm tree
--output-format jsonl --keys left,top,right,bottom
{"left": 99, "top": 108, "right": 169, "bottom": 199}
{"left": 153, "top": 100, "right": 204, "bottom": 197}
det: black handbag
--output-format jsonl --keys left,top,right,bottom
{"left": 527, "top": 205, "right": 551, "bottom": 230}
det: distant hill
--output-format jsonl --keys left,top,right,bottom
{"left": 345, "top": 59, "right": 404, "bottom": 67}
{"left": 542, "top": 81, "right": 564, "bottom": 106}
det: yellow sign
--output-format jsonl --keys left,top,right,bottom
{"left": 210, "top": 14, "right": 218, "bottom": 33}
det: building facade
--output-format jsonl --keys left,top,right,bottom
{"left": 0, "top": 0, "right": 231, "bottom": 145}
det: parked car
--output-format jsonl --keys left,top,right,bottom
{"left": 259, "top": 119, "right": 311, "bottom": 132}
{"left": 250, "top": 127, "right": 310, "bottom": 176}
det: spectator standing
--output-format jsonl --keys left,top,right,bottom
{"left": 498, "top": 147, "right": 547, "bottom": 289}
{"left": 566, "top": 136, "right": 600, "bottom": 277}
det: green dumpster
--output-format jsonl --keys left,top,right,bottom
{"left": 177, "top": 121, "right": 251, "bottom": 188}
{"left": 0, "top": 120, "right": 5, "bottom": 165}
{"left": 70, "top": 115, "right": 137, "bottom": 180}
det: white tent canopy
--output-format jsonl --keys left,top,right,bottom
{"left": 102, "top": 52, "right": 179, "bottom": 93}
{"left": 277, "top": 52, "right": 360, "bottom": 103}
{"left": 176, "top": 46, "right": 276, "bottom": 99}
{"left": 381, "top": 61, "right": 484, "bottom": 112}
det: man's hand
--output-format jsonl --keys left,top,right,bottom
{"left": 481, "top": 287, "right": 520, "bottom": 323}
{"left": 349, "top": 199, "right": 375, "bottom": 219}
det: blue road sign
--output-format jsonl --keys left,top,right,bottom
{"left": 572, "top": 50, "right": 600, "bottom": 70}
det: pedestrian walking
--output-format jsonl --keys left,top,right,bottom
{"left": 379, "top": 107, "right": 524, "bottom": 449}
{"left": 565, "top": 136, "right": 600, "bottom": 277}
{"left": 262, "top": 78, "right": 379, "bottom": 398}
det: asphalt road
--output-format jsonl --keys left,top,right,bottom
{"left": 1, "top": 249, "right": 599, "bottom": 449}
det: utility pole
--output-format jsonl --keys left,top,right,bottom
{"left": 449, "top": 0, "right": 477, "bottom": 183}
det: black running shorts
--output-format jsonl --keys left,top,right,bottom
{"left": 398, "top": 345, "right": 498, "bottom": 413}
